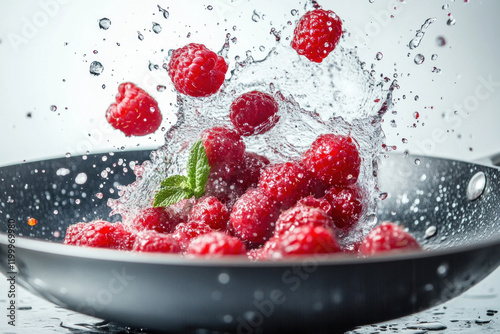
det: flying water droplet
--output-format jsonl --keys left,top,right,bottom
{"left": 425, "top": 226, "right": 437, "bottom": 238}
{"left": 157, "top": 5, "right": 169, "bottom": 19}
{"left": 409, "top": 17, "right": 436, "bottom": 49}
{"left": 252, "top": 10, "right": 261, "bottom": 22}
{"left": 414, "top": 54, "right": 425, "bottom": 65}
{"left": 379, "top": 192, "right": 388, "bottom": 200}
{"left": 89, "top": 61, "right": 104, "bottom": 76}
{"left": 50, "top": 105, "right": 57, "bottom": 112}
{"left": 99, "top": 18, "right": 111, "bottom": 30}
{"left": 431, "top": 54, "right": 438, "bottom": 60}
{"left": 414, "top": 158, "right": 421, "bottom": 165}
{"left": 436, "top": 36, "right": 446, "bottom": 46}
{"left": 447, "top": 18, "right": 456, "bottom": 26}
{"left": 152, "top": 22, "right": 162, "bottom": 34}
{"left": 157, "top": 85, "right": 166, "bottom": 92}
{"left": 137, "top": 31, "right": 144, "bottom": 40}
{"left": 375, "top": 52, "right": 383, "bottom": 60}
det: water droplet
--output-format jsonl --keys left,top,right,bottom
{"left": 406, "top": 322, "right": 447, "bottom": 331}
{"left": 152, "top": 22, "right": 162, "bottom": 34}
{"left": 425, "top": 226, "right": 437, "bottom": 238}
{"left": 95, "top": 193, "right": 104, "bottom": 199}
{"left": 408, "top": 17, "right": 436, "bottom": 49}
{"left": 157, "top": 5, "right": 169, "bottom": 19}
{"left": 402, "top": 138, "right": 408, "bottom": 144}
{"left": 375, "top": 52, "right": 383, "bottom": 60}
{"left": 413, "top": 111, "right": 420, "bottom": 119}
{"left": 431, "top": 54, "right": 438, "bottom": 60}
{"left": 157, "top": 85, "right": 166, "bottom": 92}
{"left": 99, "top": 18, "right": 111, "bottom": 30}
{"left": 50, "top": 105, "right": 57, "bottom": 112}
{"left": 379, "top": 192, "right": 388, "bottom": 200}
{"left": 252, "top": 10, "right": 261, "bottom": 22}
{"left": 65, "top": 152, "right": 71, "bottom": 158}
{"left": 89, "top": 61, "right": 104, "bottom": 76}
{"left": 206, "top": 5, "right": 213, "bottom": 10}
{"left": 137, "top": 31, "right": 144, "bottom": 40}
{"left": 53, "top": 230, "right": 61, "bottom": 238}
{"left": 436, "top": 36, "right": 446, "bottom": 46}
{"left": 437, "top": 263, "right": 449, "bottom": 278}
{"left": 414, "top": 95, "right": 419, "bottom": 101}
{"left": 414, "top": 158, "right": 421, "bottom": 165}
{"left": 101, "top": 170, "right": 108, "bottom": 178}
{"left": 291, "top": 9, "right": 298, "bottom": 16}
{"left": 218, "top": 273, "right": 230, "bottom": 284}
{"left": 259, "top": 45, "right": 265, "bottom": 52}
{"left": 447, "top": 18, "right": 456, "bottom": 26}
{"left": 75, "top": 172, "right": 88, "bottom": 185}
{"left": 442, "top": 4, "right": 449, "bottom": 10}
{"left": 27, "top": 217, "right": 37, "bottom": 226}
{"left": 414, "top": 54, "right": 425, "bottom": 65}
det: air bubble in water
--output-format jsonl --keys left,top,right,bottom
{"left": 152, "top": 22, "right": 162, "bottom": 34}
{"left": 99, "top": 18, "right": 111, "bottom": 30}
{"left": 414, "top": 54, "right": 425, "bottom": 65}
{"left": 89, "top": 61, "right": 104, "bottom": 76}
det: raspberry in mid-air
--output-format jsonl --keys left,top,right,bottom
{"left": 186, "top": 232, "right": 247, "bottom": 257}
{"left": 302, "top": 134, "right": 360, "bottom": 187}
{"left": 106, "top": 82, "right": 162, "bottom": 137}
{"left": 291, "top": 9, "right": 343, "bottom": 63}
{"left": 229, "top": 91, "right": 280, "bottom": 136}
{"left": 168, "top": 43, "right": 228, "bottom": 97}
{"left": 359, "top": 222, "right": 421, "bottom": 255}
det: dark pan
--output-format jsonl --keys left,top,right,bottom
{"left": 1, "top": 151, "right": 499, "bottom": 333}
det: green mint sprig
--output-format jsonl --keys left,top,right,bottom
{"left": 153, "top": 140, "right": 210, "bottom": 207}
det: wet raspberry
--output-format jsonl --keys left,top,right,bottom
{"left": 172, "top": 221, "right": 213, "bottom": 251}
{"left": 302, "top": 134, "right": 360, "bottom": 187}
{"left": 258, "top": 161, "right": 311, "bottom": 208}
{"left": 229, "top": 90, "right": 280, "bottom": 136}
{"left": 201, "top": 126, "right": 245, "bottom": 174}
{"left": 130, "top": 207, "right": 177, "bottom": 233}
{"left": 168, "top": 43, "right": 228, "bottom": 97}
{"left": 233, "top": 152, "right": 270, "bottom": 191}
{"left": 188, "top": 196, "right": 229, "bottom": 231}
{"left": 230, "top": 188, "right": 280, "bottom": 244}
{"left": 132, "top": 231, "right": 181, "bottom": 253}
{"left": 324, "top": 185, "right": 363, "bottom": 230}
{"left": 272, "top": 224, "right": 341, "bottom": 257}
{"left": 186, "top": 232, "right": 247, "bottom": 257}
{"left": 63, "top": 220, "right": 135, "bottom": 250}
{"left": 359, "top": 222, "right": 421, "bottom": 255}
{"left": 297, "top": 196, "right": 332, "bottom": 217}
{"left": 274, "top": 204, "right": 335, "bottom": 236}
{"left": 291, "top": 9, "right": 343, "bottom": 63}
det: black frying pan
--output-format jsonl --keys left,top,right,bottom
{"left": 1, "top": 150, "right": 499, "bottom": 333}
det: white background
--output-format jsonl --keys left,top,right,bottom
{"left": 0, "top": 0, "right": 499, "bottom": 166}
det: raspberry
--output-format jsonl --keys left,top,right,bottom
{"left": 188, "top": 196, "right": 229, "bottom": 231}
{"left": 274, "top": 205, "right": 335, "bottom": 236}
{"left": 258, "top": 161, "right": 311, "bottom": 208}
{"left": 291, "top": 9, "right": 343, "bottom": 63}
{"left": 172, "top": 221, "right": 213, "bottom": 251}
{"left": 167, "top": 197, "right": 196, "bottom": 225}
{"left": 230, "top": 188, "right": 280, "bottom": 244}
{"left": 63, "top": 220, "right": 135, "bottom": 250}
{"left": 201, "top": 126, "right": 245, "bottom": 173}
{"left": 247, "top": 247, "right": 269, "bottom": 261}
{"left": 272, "top": 224, "right": 341, "bottom": 257}
{"left": 129, "top": 207, "right": 177, "bottom": 233}
{"left": 132, "top": 231, "right": 181, "bottom": 253}
{"left": 105, "top": 82, "right": 162, "bottom": 137}
{"left": 302, "top": 134, "right": 360, "bottom": 187}
{"left": 323, "top": 185, "right": 363, "bottom": 230}
{"left": 229, "top": 91, "right": 280, "bottom": 136}
{"left": 359, "top": 222, "right": 421, "bottom": 255}
{"left": 233, "top": 152, "right": 270, "bottom": 191}
{"left": 186, "top": 232, "right": 247, "bottom": 257}
{"left": 297, "top": 196, "right": 332, "bottom": 217}
{"left": 168, "top": 43, "right": 228, "bottom": 97}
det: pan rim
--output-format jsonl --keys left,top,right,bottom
{"left": 1, "top": 231, "right": 499, "bottom": 267}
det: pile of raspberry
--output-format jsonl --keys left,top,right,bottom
{"left": 65, "top": 6, "right": 422, "bottom": 258}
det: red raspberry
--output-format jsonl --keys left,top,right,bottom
{"left": 302, "top": 134, "right": 360, "bottom": 187}
{"left": 272, "top": 224, "right": 341, "bottom": 257}
{"left": 186, "top": 232, "right": 247, "bottom": 257}
{"left": 258, "top": 161, "right": 311, "bottom": 208}
{"left": 168, "top": 43, "right": 228, "bottom": 97}
{"left": 129, "top": 207, "right": 177, "bottom": 233}
{"left": 274, "top": 205, "right": 335, "bottom": 236}
{"left": 323, "top": 186, "right": 363, "bottom": 230}
{"left": 291, "top": 9, "right": 343, "bottom": 63}
{"left": 247, "top": 247, "right": 269, "bottom": 261}
{"left": 359, "top": 222, "right": 421, "bottom": 255}
{"left": 297, "top": 196, "right": 332, "bottom": 217}
{"left": 188, "top": 196, "right": 229, "bottom": 231}
{"left": 63, "top": 220, "right": 135, "bottom": 250}
{"left": 233, "top": 152, "right": 270, "bottom": 191}
{"left": 230, "top": 188, "right": 280, "bottom": 244}
{"left": 229, "top": 91, "right": 280, "bottom": 136}
{"left": 105, "top": 82, "right": 162, "bottom": 137}
{"left": 172, "top": 221, "right": 213, "bottom": 251}
{"left": 201, "top": 126, "right": 245, "bottom": 173}
{"left": 166, "top": 197, "right": 196, "bottom": 225}
{"left": 132, "top": 231, "right": 181, "bottom": 253}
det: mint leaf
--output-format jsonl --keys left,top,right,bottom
{"left": 153, "top": 175, "right": 193, "bottom": 207}
{"left": 186, "top": 140, "right": 210, "bottom": 198}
